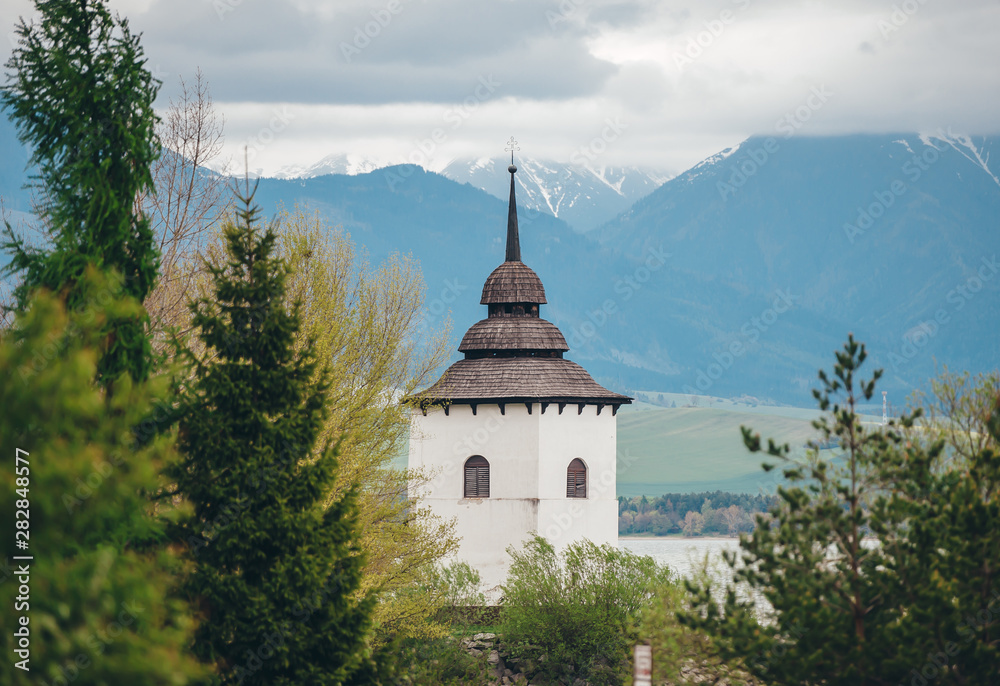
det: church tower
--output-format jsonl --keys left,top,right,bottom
{"left": 408, "top": 153, "right": 631, "bottom": 594}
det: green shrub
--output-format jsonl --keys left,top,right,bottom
{"left": 427, "top": 561, "right": 488, "bottom": 627}
{"left": 354, "top": 562, "right": 490, "bottom": 685}
{"left": 638, "top": 556, "right": 762, "bottom": 685}
{"left": 500, "top": 535, "right": 673, "bottom": 685}
{"left": 368, "top": 635, "right": 490, "bottom": 686}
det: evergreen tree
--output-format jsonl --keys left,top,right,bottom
{"left": 2, "top": 0, "right": 161, "bottom": 387}
{"left": 0, "top": 272, "right": 206, "bottom": 685}
{"left": 681, "top": 335, "right": 1000, "bottom": 684}
{"left": 168, "top": 188, "right": 373, "bottom": 684}
{"left": 870, "top": 388, "right": 1000, "bottom": 684}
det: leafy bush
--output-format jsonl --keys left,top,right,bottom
{"left": 354, "top": 562, "right": 489, "bottom": 685}
{"left": 426, "top": 560, "right": 488, "bottom": 626}
{"left": 0, "top": 274, "right": 206, "bottom": 685}
{"left": 500, "top": 535, "right": 673, "bottom": 685}
{"left": 638, "top": 556, "right": 762, "bottom": 685}
{"left": 367, "top": 635, "right": 489, "bottom": 686}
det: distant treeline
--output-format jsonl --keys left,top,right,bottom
{"left": 618, "top": 491, "right": 779, "bottom": 537}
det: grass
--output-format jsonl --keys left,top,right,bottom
{"left": 615, "top": 403, "right": 816, "bottom": 496}
{"left": 615, "top": 395, "right": 875, "bottom": 497}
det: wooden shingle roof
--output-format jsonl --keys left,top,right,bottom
{"left": 480, "top": 261, "right": 547, "bottom": 304}
{"left": 414, "top": 357, "right": 631, "bottom": 404}
{"left": 408, "top": 159, "right": 632, "bottom": 408}
{"left": 458, "top": 317, "right": 568, "bottom": 352}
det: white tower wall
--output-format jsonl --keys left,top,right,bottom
{"left": 409, "top": 402, "right": 618, "bottom": 595}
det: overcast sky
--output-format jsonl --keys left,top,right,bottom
{"left": 3, "top": 0, "right": 999, "bottom": 175}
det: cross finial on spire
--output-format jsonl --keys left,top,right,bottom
{"left": 505, "top": 136, "right": 519, "bottom": 167}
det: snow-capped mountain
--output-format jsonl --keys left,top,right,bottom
{"left": 272, "top": 153, "right": 391, "bottom": 179}
{"left": 3, "top": 114, "right": 999, "bottom": 406}
{"left": 440, "top": 156, "right": 673, "bottom": 233}
{"left": 272, "top": 152, "right": 672, "bottom": 232}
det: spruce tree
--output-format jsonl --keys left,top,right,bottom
{"left": 2, "top": 0, "right": 161, "bottom": 387}
{"left": 168, "top": 188, "right": 373, "bottom": 684}
{"left": 0, "top": 272, "right": 206, "bottom": 685}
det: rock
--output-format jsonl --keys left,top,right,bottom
{"left": 488, "top": 650, "right": 501, "bottom": 665}
{"left": 504, "top": 668, "right": 514, "bottom": 677}
{"left": 474, "top": 632, "right": 497, "bottom": 641}
{"left": 468, "top": 648, "right": 482, "bottom": 657}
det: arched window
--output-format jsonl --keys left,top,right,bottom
{"left": 567, "top": 458, "right": 587, "bottom": 498}
{"left": 464, "top": 455, "right": 490, "bottom": 498}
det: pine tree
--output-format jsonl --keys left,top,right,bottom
{"left": 2, "top": 0, "right": 161, "bottom": 387}
{"left": 681, "top": 335, "right": 1000, "bottom": 685}
{"left": 0, "top": 272, "right": 206, "bottom": 685}
{"left": 168, "top": 188, "right": 373, "bottom": 684}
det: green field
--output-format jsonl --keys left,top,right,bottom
{"left": 615, "top": 392, "right": 881, "bottom": 497}
{"left": 615, "top": 403, "right": 813, "bottom": 496}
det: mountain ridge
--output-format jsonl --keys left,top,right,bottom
{"left": 2, "top": 116, "right": 997, "bottom": 406}
{"left": 271, "top": 152, "right": 673, "bottom": 233}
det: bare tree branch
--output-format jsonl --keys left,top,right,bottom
{"left": 143, "top": 69, "right": 229, "bottom": 355}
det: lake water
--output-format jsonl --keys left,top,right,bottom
{"left": 622, "top": 536, "right": 881, "bottom": 618}
{"left": 620, "top": 537, "right": 764, "bottom": 610}
{"left": 620, "top": 537, "right": 739, "bottom": 580}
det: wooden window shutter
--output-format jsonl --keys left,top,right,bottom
{"left": 477, "top": 466, "right": 490, "bottom": 498}
{"left": 567, "top": 458, "right": 587, "bottom": 498}
{"left": 464, "top": 456, "right": 490, "bottom": 498}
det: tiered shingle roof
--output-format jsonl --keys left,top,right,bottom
{"left": 481, "top": 261, "right": 546, "bottom": 304}
{"left": 459, "top": 317, "right": 568, "bottom": 353}
{"left": 418, "top": 358, "right": 631, "bottom": 404}
{"left": 410, "top": 160, "right": 631, "bottom": 409}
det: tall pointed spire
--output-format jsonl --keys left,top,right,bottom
{"left": 505, "top": 136, "right": 521, "bottom": 262}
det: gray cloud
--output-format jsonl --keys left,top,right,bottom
{"left": 129, "top": 0, "right": 619, "bottom": 105}
{"left": 2, "top": 0, "right": 998, "bottom": 175}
